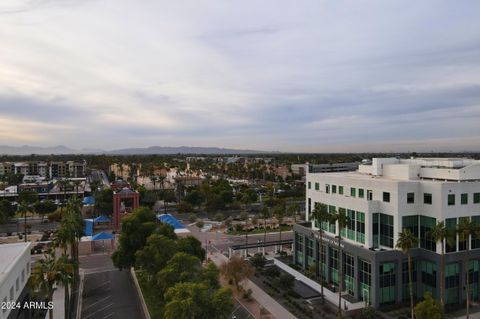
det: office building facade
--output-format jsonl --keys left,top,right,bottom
{"left": 294, "top": 157, "right": 480, "bottom": 308}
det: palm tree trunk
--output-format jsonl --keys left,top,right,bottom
{"left": 467, "top": 246, "right": 470, "bottom": 319}
{"left": 49, "top": 293, "right": 54, "bottom": 319}
{"left": 279, "top": 224, "right": 282, "bottom": 252}
{"left": 338, "top": 234, "right": 342, "bottom": 317}
{"left": 319, "top": 229, "right": 324, "bottom": 303}
{"left": 440, "top": 240, "right": 445, "bottom": 307}
{"left": 64, "top": 282, "right": 70, "bottom": 319}
{"left": 263, "top": 219, "right": 267, "bottom": 256}
{"left": 24, "top": 212, "right": 27, "bottom": 242}
{"left": 408, "top": 253, "right": 414, "bottom": 319}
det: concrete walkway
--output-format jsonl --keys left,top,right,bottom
{"left": 273, "top": 258, "right": 365, "bottom": 311}
{"left": 209, "top": 252, "right": 296, "bottom": 319}
{"left": 51, "top": 285, "right": 65, "bottom": 319}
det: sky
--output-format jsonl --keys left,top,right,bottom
{"left": 1, "top": 0, "right": 480, "bottom": 153}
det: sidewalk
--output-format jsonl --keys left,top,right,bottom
{"left": 209, "top": 252, "right": 296, "bottom": 319}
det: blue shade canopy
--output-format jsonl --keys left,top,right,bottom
{"left": 94, "top": 215, "right": 111, "bottom": 223}
{"left": 84, "top": 219, "right": 94, "bottom": 236}
{"left": 158, "top": 214, "right": 186, "bottom": 230}
{"left": 92, "top": 232, "right": 114, "bottom": 240}
{"left": 83, "top": 196, "right": 95, "bottom": 205}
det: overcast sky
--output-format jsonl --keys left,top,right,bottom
{"left": 1, "top": 0, "right": 480, "bottom": 152}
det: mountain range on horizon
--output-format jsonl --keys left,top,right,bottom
{"left": 0, "top": 145, "right": 276, "bottom": 155}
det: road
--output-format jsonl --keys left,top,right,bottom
{"left": 80, "top": 254, "right": 144, "bottom": 319}
{"left": 186, "top": 225, "right": 293, "bottom": 256}
{"left": 90, "top": 169, "right": 110, "bottom": 189}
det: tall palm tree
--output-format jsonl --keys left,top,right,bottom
{"left": 396, "top": 229, "right": 418, "bottom": 319}
{"left": 430, "top": 221, "right": 448, "bottom": 307}
{"left": 329, "top": 208, "right": 349, "bottom": 317}
{"left": 260, "top": 206, "right": 269, "bottom": 255}
{"left": 457, "top": 217, "right": 480, "bottom": 319}
{"left": 274, "top": 203, "right": 285, "bottom": 252}
{"left": 32, "top": 251, "right": 75, "bottom": 319}
{"left": 310, "top": 203, "right": 330, "bottom": 303}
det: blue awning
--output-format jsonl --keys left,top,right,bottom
{"left": 84, "top": 219, "right": 94, "bottom": 236}
{"left": 83, "top": 196, "right": 95, "bottom": 205}
{"left": 94, "top": 215, "right": 111, "bottom": 223}
{"left": 158, "top": 214, "right": 186, "bottom": 230}
{"left": 92, "top": 232, "right": 114, "bottom": 240}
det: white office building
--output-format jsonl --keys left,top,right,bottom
{"left": 294, "top": 157, "right": 480, "bottom": 308}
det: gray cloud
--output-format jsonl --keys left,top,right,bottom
{"left": 0, "top": 0, "right": 479, "bottom": 152}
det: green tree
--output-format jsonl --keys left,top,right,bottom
{"left": 310, "top": 203, "right": 330, "bottom": 303}
{"left": 0, "top": 199, "right": 15, "bottom": 224}
{"left": 457, "top": 217, "right": 480, "bottom": 319}
{"left": 277, "top": 273, "right": 295, "bottom": 291}
{"left": 250, "top": 253, "right": 266, "bottom": 270}
{"left": 34, "top": 200, "right": 57, "bottom": 222}
{"left": 135, "top": 234, "right": 178, "bottom": 276}
{"left": 274, "top": 202, "right": 285, "bottom": 251}
{"left": 396, "top": 228, "right": 419, "bottom": 319}
{"left": 112, "top": 207, "right": 157, "bottom": 269}
{"left": 157, "top": 252, "right": 202, "bottom": 293}
{"left": 18, "top": 190, "right": 38, "bottom": 242}
{"left": 260, "top": 206, "right": 270, "bottom": 254}
{"left": 414, "top": 292, "right": 444, "bottom": 319}
{"left": 177, "top": 236, "right": 206, "bottom": 261}
{"left": 329, "top": 208, "right": 349, "bottom": 317}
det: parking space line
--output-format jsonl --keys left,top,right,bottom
{"left": 101, "top": 313, "right": 114, "bottom": 319}
{"left": 82, "top": 295, "right": 112, "bottom": 312}
{"left": 84, "top": 303, "right": 114, "bottom": 319}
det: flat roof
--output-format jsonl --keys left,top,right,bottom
{"left": 0, "top": 242, "right": 30, "bottom": 284}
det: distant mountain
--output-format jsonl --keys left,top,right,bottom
{"left": 105, "top": 146, "right": 272, "bottom": 155}
{"left": 0, "top": 145, "right": 79, "bottom": 155}
{"left": 0, "top": 145, "right": 274, "bottom": 155}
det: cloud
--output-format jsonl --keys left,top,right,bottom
{"left": 0, "top": 0, "right": 479, "bottom": 151}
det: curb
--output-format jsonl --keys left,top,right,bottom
{"left": 76, "top": 270, "right": 85, "bottom": 319}
{"left": 130, "top": 268, "right": 151, "bottom": 319}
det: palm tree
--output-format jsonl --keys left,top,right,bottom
{"left": 287, "top": 202, "right": 300, "bottom": 223}
{"left": 457, "top": 217, "right": 480, "bottom": 319}
{"left": 396, "top": 229, "right": 418, "bottom": 319}
{"left": 30, "top": 250, "right": 73, "bottom": 319}
{"left": 310, "top": 203, "right": 330, "bottom": 303}
{"left": 274, "top": 203, "right": 285, "bottom": 252}
{"left": 329, "top": 208, "right": 349, "bottom": 317}
{"left": 260, "top": 206, "right": 269, "bottom": 255}
{"left": 430, "top": 221, "right": 448, "bottom": 307}
{"left": 55, "top": 255, "right": 74, "bottom": 319}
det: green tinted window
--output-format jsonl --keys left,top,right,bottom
{"left": 448, "top": 194, "right": 455, "bottom": 206}
{"left": 461, "top": 193, "right": 468, "bottom": 205}
{"left": 358, "top": 188, "right": 364, "bottom": 198}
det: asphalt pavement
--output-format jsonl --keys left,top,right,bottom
{"left": 80, "top": 254, "right": 144, "bottom": 319}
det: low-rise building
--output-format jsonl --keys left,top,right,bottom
{"left": 0, "top": 242, "right": 31, "bottom": 319}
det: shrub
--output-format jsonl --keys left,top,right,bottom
{"left": 196, "top": 220, "right": 204, "bottom": 228}
{"left": 250, "top": 253, "right": 267, "bottom": 270}
{"left": 264, "top": 266, "right": 280, "bottom": 278}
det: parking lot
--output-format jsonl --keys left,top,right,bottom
{"left": 80, "top": 254, "right": 144, "bottom": 319}
{"left": 230, "top": 299, "right": 255, "bottom": 319}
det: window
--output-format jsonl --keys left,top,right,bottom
{"left": 343, "top": 253, "right": 355, "bottom": 296}
{"left": 308, "top": 198, "right": 311, "bottom": 214}
{"left": 295, "top": 233, "right": 304, "bottom": 265}
{"left": 21, "top": 270, "right": 25, "bottom": 283}
{"left": 359, "top": 259, "right": 371, "bottom": 303}
{"left": 448, "top": 194, "right": 455, "bottom": 206}
{"left": 10, "top": 286, "right": 13, "bottom": 300}
{"left": 339, "top": 186, "right": 344, "bottom": 195}
{"left": 358, "top": 188, "right": 364, "bottom": 198}
{"left": 328, "top": 205, "right": 336, "bottom": 233}
{"left": 474, "top": 193, "right": 480, "bottom": 204}
{"left": 407, "top": 192, "right": 414, "bottom": 204}
{"left": 27, "top": 262, "right": 30, "bottom": 275}
{"left": 424, "top": 193, "right": 432, "bottom": 205}
{"left": 350, "top": 187, "right": 356, "bottom": 197}
{"left": 402, "top": 260, "right": 417, "bottom": 301}
{"left": 383, "top": 192, "right": 390, "bottom": 202}
{"left": 346, "top": 209, "right": 355, "bottom": 240}
{"left": 402, "top": 215, "right": 419, "bottom": 245}
{"left": 315, "top": 182, "right": 320, "bottom": 191}
{"left": 461, "top": 193, "right": 468, "bottom": 205}
{"left": 324, "top": 184, "right": 329, "bottom": 193}
{"left": 421, "top": 261, "right": 437, "bottom": 298}
{"left": 328, "top": 247, "right": 339, "bottom": 285}
{"left": 16, "top": 278, "right": 19, "bottom": 292}
{"left": 332, "top": 185, "right": 337, "bottom": 194}
{"left": 445, "top": 263, "right": 460, "bottom": 304}
{"left": 306, "top": 239, "right": 314, "bottom": 266}
{"left": 367, "top": 190, "right": 373, "bottom": 200}
{"left": 446, "top": 218, "right": 457, "bottom": 253}
{"left": 356, "top": 211, "right": 365, "bottom": 244}
{"left": 308, "top": 182, "right": 311, "bottom": 189}
{"left": 379, "top": 262, "right": 396, "bottom": 305}
{"left": 420, "top": 216, "right": 436, "bottom": 251}
{"left": 373, "top": 213, "right": 394, "bottom": 248}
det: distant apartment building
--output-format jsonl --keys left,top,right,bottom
{"left": 0, "top": 161, "right": 86, "bottom": 179}
{"left": 294, "top": 157, "right": 480, "bottom": 308}
{"left": 0, "top": 243, "right": 31, "bottom": 319}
